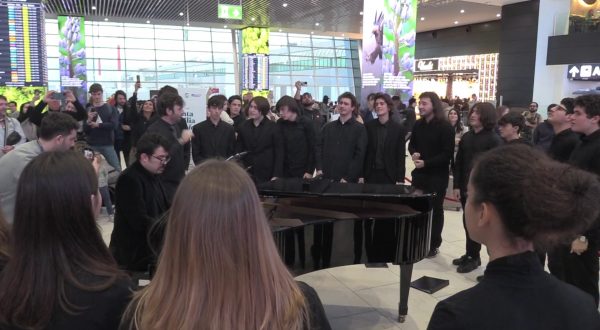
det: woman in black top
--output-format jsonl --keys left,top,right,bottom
{"left": 428, "top": 145, "right": 600, "bottom": 330}
{"left": 120, "top": 160, "right": 330, "bottom": 330}
{"left": 125, "top": 100, "right": 158, "bottom": 163}
{"left": 0, "top": 151, "right": 132, "bottom": 330}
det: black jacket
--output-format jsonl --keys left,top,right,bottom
{"left": 126, "top": 110, "right": 159, "bottom": 148}
{"left": 548, "top": 129, "right": 580, "bottom": 163}
{"left": 278, "top": 117, "right": 317, "bottom": 178}
{"left": 117, "top": 93, "right": 139, "bottom": 142}
{"left": 428, "top": 252, "right": 600, "bottom": 330}
{"left": 316, "top": 117, "right": 367, "bottom": 182}
{"left": 110, "top": 161, "right": 170, "bottom": 272}
{"left": 408, "top": 118, "right": 455, "bottom": 179}
{"left": 363, "top": 118, "right": 406, "bottom": 183}
{"left": 453, "top": 129, "right": 502, "bottom": 192}
{"left": 191, "top": 119, "right": 235, "bottom": 165}
{"left": 146, "top": 118, "right": 187, "bottom": 201}
{"left": 236, "top": 118, "right": 284, "bottom": 183}
{"left": 28, "top": 99, "right": 88, "bottom": 126}
{"left": 229, "top": 112, "right": 247, "bottom": 131}
{"left": 83, "top": 103, "right": 119, "bottom": 146}
{"left": 533, "top": 120, "right": 554, "bottom": 152}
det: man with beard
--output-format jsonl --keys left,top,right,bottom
{"left": 110, "top": 133, "right": 171, "bottom": 274}
{"left": 294, "top": 81, "right": 326, "bottom": 134}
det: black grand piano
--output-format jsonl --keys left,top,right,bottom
{"left": 258, "top": 178, "right": 434, "bottom": 323}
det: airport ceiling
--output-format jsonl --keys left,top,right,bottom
{"left": 43, "top": 0, "right": 529, "bottom": 37}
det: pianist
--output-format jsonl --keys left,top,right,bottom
{"left": 428, "top": 145, "right": 600, "bottom": 329}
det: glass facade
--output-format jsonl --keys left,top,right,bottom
{"left": 45, "top": 19, "right": 359, "bottom": 101}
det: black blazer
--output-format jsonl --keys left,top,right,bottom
{"left": 277, "top": 117, "right": 317, "bottom": 178}
{"left": 236, "top": 118, "right": 284, "bottom": 183}
{"left": 191, "top": 119, "right": 235, "bottom": 165}
{"left": 110, "top": 161, "right": 170, "bottom": 272}
{"left": 363, "top": 119, "right": 406, "bottom": 183}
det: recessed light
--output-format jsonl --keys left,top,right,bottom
{"left": 460, "top": 9, "right": 465, "bottom": 13}
{"left": 496, "top": 13, "right": 501, "bottom": 17}
{"left": 282, "top": 3, "right": 288, "bottom": 7}
{"left": 179, "top": 12, "right": 184, "bottom": 16}
{"left": 224, "top": 25, "right": 228, "bottom": 28}
{"left": 359, "top": 11, "right": 363, "bottom": 15}
{"left": 91, "top": 5, "right": 96, "bottom": 10}
{"left": 342, "top": 33, "right": 345, "bottom": 37}
{"left": 278, "top": 28, "right": 282, "bottom": 32}
{"left": 146, "top": 20, "right": 150, "bottom": 24}
{"left": 454, "top": 21, "right": 459, "bottom": 24}
{"left": 186, "top": 23, "right": 190, "bottom": 26}
{"left": 251, "top": 17, "right": 256, "bottom": 21}
{"left": 104, "top": 18, "right": 108, "bottom": 21}
{"left": 311, "top": 31, "right": 314, "bottom": 34}
{"left": 315, "top": 22, "right": 320, "bottom": 26}
{"left": 420, "top": 17, "right": 425, "bottom": 21}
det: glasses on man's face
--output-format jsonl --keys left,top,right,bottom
{"left": 553, "top": 105, "right": 567, "bottom": 112}
{"left": 151, "top": 154, "right": 171, "bottom": 164}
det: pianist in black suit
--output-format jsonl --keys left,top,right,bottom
{"left": 428, "top": 144, "right": 600, "bottom": 330}
{"left": 121, "top": 160, "right": 331, "bottom": 330}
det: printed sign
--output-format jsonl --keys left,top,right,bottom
{"left": 568, "top": 64, "right": 600, "bottom": 81}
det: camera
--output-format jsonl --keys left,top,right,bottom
{"left": 83, "top": 148, "right": 94, "bottom": 161}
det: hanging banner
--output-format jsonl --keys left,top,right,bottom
{"left": 361, "top": 0, "right": 417, "bottom": 105}
{"left": 58, "top": 16, "right": 87, "bottom": 104}
{"left": 179, "top": 88, "right": 206, "bottom": 128}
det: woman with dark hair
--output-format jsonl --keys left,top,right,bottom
{"left": 276, "top": 95, "right": 316, "bottom": 178}
{"left": 428, "top": 145, "right": 600, "bottom": 329}
{"left": 448, "top": 108, "right": 467, "bottom": 160}
{"left": 120, "top": 160, "right": 330, "bottom": 330}
{"left": 236, "top": 96, "right": 284, "bottom": 184}
{"left": 226, "top": 95, "right": 246, "bottom": 130}
{"left": 451, "top": 103, "right": 502, "bottom": 273}
{"left": 0, "top": 151, "right": 132, "bottom": 329}
{"left": 126, "top": 100, "right": 158, "bottom": 165}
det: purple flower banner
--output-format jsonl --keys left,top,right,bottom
{"left": 58, "top": 16, "right": 87, "bottom": 104}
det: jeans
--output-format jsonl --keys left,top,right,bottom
{"left": 99, "top": 186, "right": 113, "bottom": 215}
{"left": 91, "top": 145, "right": 121, "bottom": 172}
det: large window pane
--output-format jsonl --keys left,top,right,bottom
{"left": 125, "top": 48, "right": 156, "bottom": 61}
{"left": 156, "top": 61, "right": 185, "bottom": 71}
{"left": 184, "top": 28, "right": 212, "bottom": 41}
{"left": 269, "top": 33, "right": 288, "bottom": 46}
{"left": 185, "top": 52, "right": 213, "bottom": 62}
{"left": 212, "top": 42, "right": 233, "bottom": 52}
{"left": 156, "top": 39, "right": 184, "bottom": 50}
{"left": 156, "top": 50, "right": 185, "bottom": 61}
{"left": 94, "top": 59, "right": 124, "bottom": 71}
{"left": 184, "top": 41, "right": 213, "bottom": 52}
{"left": 213, "top": 52, "right": 234, "bottom": 62}
{"left": 155, "top": 27, "right": 183, "bottom": 40}
{"left": 214, "top": 74, "right": 235, "bottom": 84}
{"left": 126, "top": 60, "right": 156, "bottom": 71}
{"left": 186, "top": 73, "right": 214, "bottom": 84}
{"left": 213, "top": 63, "right": 234, "bottom": 73}
{"left": 123, "top": 27, "right": 154, "bottom": 39}
{"left": 312, "top": 37, "right": 334, "bottom": 48}
{"left": 287, "top": 35, "right": 311, "bottom": 47}
{"left": 124, "top": 38, "right": 155, "bottom": 49}
{"left": 89, "top": 36, "right": 124, "bottom": 48}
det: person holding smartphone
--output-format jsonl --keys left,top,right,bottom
{"left": 28, "top": 89, "right": 87, "bottom": 129}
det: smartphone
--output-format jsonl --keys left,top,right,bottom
{"left": 51, "top": 92, "right": 64, "bottom": 101}
{"left": 136, "top": 75, "right": 141, "bottom": 84}
{"left": 83, "top": 148, "right": 94, "bottom": 161}
{"left": 301, "top": 82, "right": 308, "bottom": 86}
{"left": 211, "top": 87, "right": 220, "bottom": 94}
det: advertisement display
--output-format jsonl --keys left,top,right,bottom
{"left": 58, "top": 16, "right": 87, "bottom": 103}
{"left": 241, "top": 27, "right": 270, "bottom": 96}
{"left": 361, "top": 0, "right": 417, "bottom": 105}
{"left": 179, "top": 88, "right": 206, "bottom": 128}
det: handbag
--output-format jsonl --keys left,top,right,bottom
{"left": 5, "top": 131, "right": 22, "bottom": 146}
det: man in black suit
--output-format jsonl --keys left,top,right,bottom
{"left": 359, "top": 92, "right": 406, "bottom": 262}
{"left": 110, "top": 133, "right": 171, "bottom": 273}
{"left": 191, "top": 95, "right": 235, "bottom": 165}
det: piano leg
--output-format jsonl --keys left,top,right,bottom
{"left": 398, "top": 263, "right": 413, "bottom": 323}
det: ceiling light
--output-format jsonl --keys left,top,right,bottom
{"left": 186, "top": 23, "right": 190, "bottom": 26}
{"left": 311, "top": 31, "right": 314, "bottom": 34}
{"left": 460, "top": 9, "right": 465, "bottom": 13}
{"left": 359, "top": 11, "right": 363, "bottom": 15}
{"left": 251, "top": 17, "right": 255, "bottom": 21}
{"left": 278, "top": 28, "right": 282, "bottom": 32}
{"left": 179, "top": 12, "right": 184, "bottom": 16}
{"left": 91, "top": 5, "right": 96, "bottom": 10}
{"left": 146, "top": 20, "right": 150, "bottom": 24}
{"left": 224, "top": 25, "right": 228, "bottom": 28}
{"left": 496, "top": 13, "right": 501, "bottom": 17}
{"left": 104, "top": 18, "right": 108, "bottom": 21}
{"left": 342, "top": 33, "right": 345, "bottom": 36}
{"left": 454, "top": 21, "right": 459, "bottom": 24}
{"left": 315, "top": 22, "right": 320, "bottom": 26}
{"left": 282, "top": 3, "right": 288, "bottom": 7}
{"left": 420, "top": 17, "right": 425, "bottom": 21}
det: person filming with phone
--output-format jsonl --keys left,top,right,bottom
{"left": 28, "top": 89, "right": 87, "bottom": 129}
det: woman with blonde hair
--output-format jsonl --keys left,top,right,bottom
{"left": 121, "top": 159, "right": 330, "bottom": 330}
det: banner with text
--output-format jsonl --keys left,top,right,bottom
{"left": 361, "top": 0, "right": 417, "bottom": 106}
{"left": 58, "top": 16, "right": 87, "bottom": 104}
{"left": 180, "top": 88, "right": 206, "bottom": 128}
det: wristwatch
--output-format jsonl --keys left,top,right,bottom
{"left": 579, "top": 236, "right": 587, "bottom": 243}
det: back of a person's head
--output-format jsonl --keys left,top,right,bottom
{"left": 0, "top": 151, "right": 122, "bottom": 329}
{"left": 125, "top": 160, "right": 308, "bottom": 330}
{"left": 471, "top": 145, "right": 600, "bottom": 247}
{"left": 39, "top": 112, "right": 78, "bottom": 141}
{"left": 498, "top": 111, "right": 525, "bottom": 132}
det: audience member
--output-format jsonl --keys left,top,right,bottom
{"left": 316, "top": 92, "right": 367, "bottom": 183}
{"left": 294, "top": 81, "right": 326, "bottom": 134}
{"left": 28, "top": 89, "right": 87, "bottom": 128}
{"left": 360, "top": 93, "right": 377, "bottom": 123}
{"left": 0, "top": 112, "right": 78, "bottom": 223}
{"left": 452, "top": 103, "right": 502, "bottom": 273}
{"left": 0, "top": 95, "right": 25, "bottom": 158}
{"left": 97, "top": 154, "right": 114, "bottom": 220}
{"left": 226, "top": 95, "right": 246, "bottom": 130}
{"left": 191, "top": 95, "right": 235, "bottom": 165}
{"left": 448, "top": 108, "right": 467, "bottom": 168}
{"left": 125, "top": 99, "right": 157, "bottom": 165}
{"left": 0, "top": 151, "right": 132, "bottom": 329}
{"left": 236, "top": 96, "right": 283, "bottom": 184}
{"left": 120, "top": 160, "right": 330, "bottom": 330}
{"left": 114, "top": 85, "right": 139, "bottom": 166}
{"left": 401, "top": 97, "right": 417, "bottom": 138}
{"left": 110, "top": 133, "right": 171, "bottom": 274}
{"left": 428, "top": 145, "right": 600, "bottom": 329}
{"left": 547, "top": 98, "right": 579, "bottom": 163}
{"left": 6, "top": 101, "right": 18, "bottom": 119}
{"left": 84, "top": 83, "right": 121, "bottom": 171}
{"left": 498, "top": 112, "right": 530, "bottom": 144}
{"left": 276, "top": 95, "right": 316, "bottom": 178}
{"left": 522, "top": 101, "right": 542, "bottom": 142}
{"left": 146, "top": 92, "right": 193, "bottom": 202}
{"left": 408, "top": 91, "right": 455, "bottom": 258}
{"left": 532, "top": 104, "right": 556, "bottom": 152}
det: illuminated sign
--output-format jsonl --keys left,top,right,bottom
{"left": 218, "top": 4, "right": 242, "bottom": 20}
{"left": 416, "top": 59, "right": 439, "bottom": 72}
{"left": 568, "top": 64, "right": 600, "bottom": 81}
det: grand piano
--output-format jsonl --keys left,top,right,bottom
{"left": 258, "top": 178, "right": 434, "bottom": 323}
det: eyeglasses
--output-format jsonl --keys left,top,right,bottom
{"left": 151, "top": 154, "right": 171, "bottom": 164}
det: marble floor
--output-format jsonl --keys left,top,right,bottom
{"left": 98, "top": 209, "right": 483, "bottom": 330}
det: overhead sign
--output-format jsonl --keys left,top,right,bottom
{"left": 568, "top": 64, "right": 600, "bottom": 81}
{"left": 415, "top": 59, "right": 439, "bottom": 72}
{"left": 218, "top": 4, "right": 242, "bottom": 20}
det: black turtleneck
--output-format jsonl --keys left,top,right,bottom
{"left": 453, "top": 128, "right": 502, "bottom": 192}
{"left": 548, "top": 129, "right": 580, "bottom": 163}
